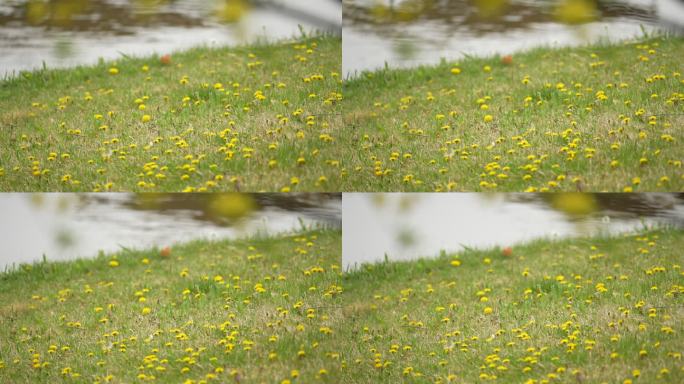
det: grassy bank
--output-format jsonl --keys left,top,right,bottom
{"left": 338, "top": 229, "right": 684, "bottom": 383}
{"left": 0, "top": 36, "right": 341, "bottom": 192}
{"left": 2, "top": 227, "right": 683, "bottom": 383}
{"left": 0, "top": 230, "right": 342, "bottom": 383}
{"left": 343, "top": 36, "right": 684, "bottom": 192}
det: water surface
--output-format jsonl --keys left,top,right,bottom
{"left": 0, "top": 193, "right": 341, "bottom": 270}
{"left": 0, "top": 0, "right": 341, "bottom": 76}
{"left": 343, "top": 0, "right": 684, "bottom": 76}
{"left": 342, "top": 193, "right": 684, "bottom": 270}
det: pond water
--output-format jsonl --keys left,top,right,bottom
{"left": 343, "top": 0, "right": 684, "bottom": 76}
{"left": 0, "top": 0, "right": 341, "bottom": 77}
{"left": 0, "top": 193, "right": 341, "bottom": 271}
{"left": 342, "top": 193, "right": 684, "bottom": 270}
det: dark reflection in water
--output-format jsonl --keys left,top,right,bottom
{"left": 345, "top": 0, "right": 660, "bottom": 31}
{"left": 0, "top": 0, "right": 205, "bottom": 32}
{"left": 103, "top": 193, "right": 342, "bottom": 226}
{"left": 0, "top": 193, "right": 341, "bottom": 270}
{"left": 512, "top": 193, "right": 684, "bottom": 221}
{"left": 343, "top": 193, "right": 684, "bottom": 269}
{"left": 343, "top": 0, "right": 684, "bottom": 75}
{"left": 1, "top": 0, "right": 341, "bottom": 34}
{"left": 0, "top": 0, "right": 342, "bottom": 75}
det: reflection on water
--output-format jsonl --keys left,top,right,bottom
{"left": 343, "top": 0, "right": 684, "bottom": 75}
{"left": 0, "top": 193, "right": 340, "bottom": 271}
{"left": 0, "top": 0, "right": 341, "bottom": 76}
{"left": 342, "top": 193, "right": 684, "bottom": 270}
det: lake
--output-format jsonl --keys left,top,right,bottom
{"left": 343, "top": 0, "right": 684, "bottom": 76}
{"left": 0, "top": 0, "right": 341, "bottom": 77}
{"left": 0, "top": 193, "right": 341, "bottom": 271}
{"left": 342, "top": 193, "right": 684, "bottom": 269}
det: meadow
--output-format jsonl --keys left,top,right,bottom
{"left": 343, "top": 36, "right": 684, "bottom": 192}
{"left": 0, "top": 35, "right": 342, "bottom": 192}
{"left": 2, "top": 224, "right": 682, "bottom": 383}
{"left": 0, "top": 230, "right": 343, "bottom": 383}
{"left": 338, "top": 229, "right": 684, "bottom": 383}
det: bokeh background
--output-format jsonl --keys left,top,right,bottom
{"left": 0, "top": 193, "right": 340, "bottom": 270}
{"left": 343, "top": 193, "right": 684, "bottom": 269}
{"left": 343, "top": 0, "right": 684, "bottom": 75}
{"left": 0, "top": 0, "right": 342, "bottom": 76}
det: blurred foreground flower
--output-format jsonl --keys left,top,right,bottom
{"left": 215, "top": 0, "right": 249, "bottom": 23}
{"left": 554, "top": 0, "right": 597, "bottom": 24}
{"left": 549, "top": 193, "right": 598, "bottom": 216}
{"left": 208, "top": 193, "right": 256, "bottom": 221}
{"left": 25, "top": 0, "right": 88, "bottom": 27}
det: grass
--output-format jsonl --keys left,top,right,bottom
{"left": 2, "top": 224, "right": 683, "bottom": 383}
{"left": 338, "top": 228, "right": 684, "bottom": 383}
{"left": 3, "top": 34, "right": 681, "bottom": 193}
{"left": 0, "top": 229, "right": 343, "bottom": 383}
{"left": 342, "top": 36, "right": 684, "bottom": 192}
{"left": 0, "top": 35, "right": 342, "bottom": 192}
